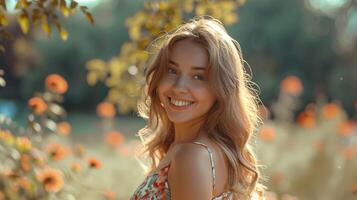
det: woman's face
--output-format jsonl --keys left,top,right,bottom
{"left": 157, "top": 38, "right": 217, "bottom": 124}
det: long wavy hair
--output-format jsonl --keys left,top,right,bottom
{"left": 137, "top": 16, "right": 265, "bottom": 199}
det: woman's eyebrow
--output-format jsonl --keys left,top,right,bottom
{"left": 169, "top": 60, "right": 206, "bottom": 71}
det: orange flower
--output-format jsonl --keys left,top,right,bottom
{"left": 259, "top": 126, "right": 276, "bottom": 142}
{"left": 322, "top": 102, "right": 340, "bottom": 119}
{"left": 15, "top": 136, "right": 32, "bottom": 152}
{"left": 28, "top": 97, "right": 48, "bottom": 114}
{"left": 46, "top": 143, "right": 69, "bottom": 161}
{"left": 70, "top": 162, "right": 81, "bottom": 173}
{"left": 18, "top": 177, "right": 31, "bottom": 192}
{"left": 20, "top": 154, "right": 32, "bottom": 172}
{"left": 280, "top": 75, "right": 303, "bottom": 96}
{"left": 352, "top": 183, "right": 357, "bottom": 194}
{"left": 297, "top": 110, "right": 315, "bottom": 128}
{"left": 57, "top": 121, "right": 71, "bottom": 136}
{"left": 36, "top": 168, "right": 64, "bottom": 193}
{"left": 337, "top": 121, "right": 355, "bottom": 137}
{"left": 105, "top": 131, "right": 124, "bottom": 147}
{"left": 45, "top": 74, "right": 68, "bottom": 94}
{"left": 96, "top": 101, "right": 116, "bottom": 118}
{"left": 87, "top": 157, "right": 102, "bottom": 169}
{"left": 103, "top": 189, "right": 116, "bottom": 200}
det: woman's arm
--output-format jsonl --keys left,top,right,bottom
{"left": 168, "top": 143, "right": 214, "bottom": 200}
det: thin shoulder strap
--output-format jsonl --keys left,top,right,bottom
{"left": 192, "top": 141, "right": 216, "bottom": 192}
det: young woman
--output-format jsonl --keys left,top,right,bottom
{"left": 131, "top": 17, "right": 265, "bottom": 200}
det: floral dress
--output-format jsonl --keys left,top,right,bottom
{"left": 130, "top": 142, "right": 233, "bottom": 200}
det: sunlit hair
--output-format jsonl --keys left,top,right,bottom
{"left": 137, "top": 16, "right": 265, "bottom": 199}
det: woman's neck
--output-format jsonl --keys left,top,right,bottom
{"left": 173, "top": 117, "right": 206, "bottom": 144}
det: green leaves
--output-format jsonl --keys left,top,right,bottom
{"left": 0, "top": 0, "right": 95, "bottom": 51}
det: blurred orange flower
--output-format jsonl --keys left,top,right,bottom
{"left": 20, "top": 154, "right": 32, "bottom": 172}
{"left": 15, "top": 136, "right": 32, "bottom": 152}
{"left": 87, "top": 157, "right": 102, "bottom": 169}
{"left": 46, "top": 143, "right": 70, "bottom": 161}
{"left": 57, "top": 121, "right": 72, "bottom": 136}
{"left": 36, "top": 168, "right": 64, "bottom": 193}
{"left": 96, "top": 101, "right": 116, "bottom": 118}
{"left": 352, "top": 183, "right": 357, "bottom": 194}
{"left": 105, "top": 131, "right": 124, "bottom": 147}
{"left": 322, "top": 102, "right": 340, "bottom": 119}
{"left": 70, "top": 162, "right": 81, "bottom": 173}
{"left": 297, "top": 110, "right": 315, "bottom": 128}
{"left": 18, "top": 177, "right": 31, "bottom": 192}
{"left": 103, "top": 189, "right": 116, "bottom": 200}
{"left": 259, "top": 126, "right": 276, "bottom": 142}
{"left": 337, "top": 120, "right": 356, "bottom": 137}
{"left": 28, "top": 97, "right": 48, "bottom": 114}
{"left": 280, "top": 75, "right": 303, "bottom": 96}
{"left": 45, "top": 74, "right": 68, "bottom": 94}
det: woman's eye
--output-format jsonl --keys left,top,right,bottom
{"left": 193, "top": 74, "right": 204, "bottom": 80}
{"left": 168, "top": 68, "right": 176, "bottom": 74}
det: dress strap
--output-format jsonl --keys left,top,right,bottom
{"left": 192, "top": 141, "right": 216, "bottom": 192}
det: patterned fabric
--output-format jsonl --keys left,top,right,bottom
{"left": 130, "top": 142, "right": 233, "bottom": 200}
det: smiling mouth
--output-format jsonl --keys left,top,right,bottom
{"left": 168, "top": 97, "right": 195, "bottom": 108}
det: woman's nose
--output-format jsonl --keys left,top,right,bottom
{"left": 172, "top": 75, "right": 189, "bottom": 93}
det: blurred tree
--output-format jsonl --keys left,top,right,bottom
{"left": 228, "top": 0, "right": 356, "bottom": 116}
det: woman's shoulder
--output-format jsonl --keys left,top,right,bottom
{"left": 167, "top": 141, "right": 215, "bottom": 199}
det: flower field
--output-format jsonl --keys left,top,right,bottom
{"left": 1, "top": 74, "right": 356, "bottom": 200}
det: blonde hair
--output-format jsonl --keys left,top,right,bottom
{"left": 137, "top": 16, "right": 265, "bottom": 199}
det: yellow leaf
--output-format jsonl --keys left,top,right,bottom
{"left": 85, "top": 12, "right": 94, "bottom": 25}
{"left": 60, "top": 28, "right": 68, "bottom": 41}
{"left": 86, "top": 59, "right": 108, "bottom": 72}
{"left": 20, "top": 0, "right": 30, "bottom": 8}
{"left": 60, "top": 0, "right": 70, "bottom": 17}
{"left": 109, "top": 58, "right": 126, "bottom": 78}
{"left": 80, "top": 6, "right": 88, "bottom": 12}
{"left": 87, "top": 72, "right": 98, "bottom": 86}
{"left": 0, "top": 11, "right": 8, "bottom": 26}
{"left": 31, "top": 9, "right": 41, "bottom": 24}
{"left": 17, "top": 12, "right": 29, "bottom": 34}
{"left": 41, "top": 16, "right": 51, "bottom": 37}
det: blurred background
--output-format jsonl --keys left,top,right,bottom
{"left": 0, "top": 0, "right": 356, "bottom": 199}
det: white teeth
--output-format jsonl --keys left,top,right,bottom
{"left": 170, "top": 98, "right": 193, "bottom": 107}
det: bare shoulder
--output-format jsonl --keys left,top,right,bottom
{"left": 168, "top": 143, "right": 213, "bottom": 200}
